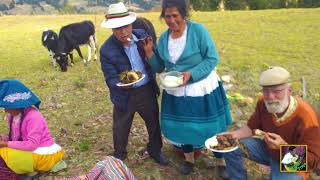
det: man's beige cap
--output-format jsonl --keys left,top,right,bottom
{"left": 259, "top": 66, "right": 290, "bottom": 86}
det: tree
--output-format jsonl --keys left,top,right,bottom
{"left": 224, "top": 0, "right": 248, "bottom": 10}
{"left": 209, "top": 0, "right": 221, "bottom": 10}
{"left": 269, "top": 0, "right": 286, "bottom": 8}
{"left": 285, "top": 0, "right": 298, "bottom": 8}
{"left": 190, "top": 0, "right": 221, "bottom": 11}
{"left": 298, "top": 0, "right": 320, "bottom": 7}
{"left": 247, "top": 0, "right": 269, "bottom": 10}
{"left": 190, "top": 0, "right": 202, "bottom": 10}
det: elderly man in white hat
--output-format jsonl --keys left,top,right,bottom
{"left": 99, "top": 2, "right": 168, "bottom": 166}
{"left": 222, "top": 66, "right": 320, "bottom": 179}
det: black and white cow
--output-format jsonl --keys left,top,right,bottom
{"left": 42, "top": 29, "right": 59, "bottom": 68}
{"left": 42, "top": 28, "right": 83, "bottom": 71}
{"left": 54, "top": 20, "right": 97, "bottom": 72}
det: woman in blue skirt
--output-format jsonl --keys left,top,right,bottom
{"left": 143, "top": 0, "right": 232, "bottom": 175}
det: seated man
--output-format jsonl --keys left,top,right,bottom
{"left": 223, "top": 66, "right": 320, "bottom": 180}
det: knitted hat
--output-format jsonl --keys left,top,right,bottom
{"left": 259, "top": 66, "right": 290, "bottom": 87}
{"left": 0, "top": 79, "right": 41, "bottom": 109}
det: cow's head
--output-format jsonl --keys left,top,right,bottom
{"left": 54, "top": 53, "right": 68, "bottom": 72}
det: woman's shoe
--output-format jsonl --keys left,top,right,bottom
{"left": 179, "top": 161, "right": 194, "bottom": 175}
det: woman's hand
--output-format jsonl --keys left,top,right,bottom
{"left": 143, "top": 36, "right": 154, "bottom": 59}
{"left": 181, "top": 72, "right": 191, "bottom": 85}
{"left": 0, "top": 140, "right": 8, "bottom": 148}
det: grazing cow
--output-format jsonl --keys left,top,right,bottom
{"left": 42, "top": 29, "right": 59, "bottom": 68}
{"left": 54, "top": 20, "right": 97, "bottom": 72}
{"left": 132, "top": 17, "right": 157, "bottom": 44}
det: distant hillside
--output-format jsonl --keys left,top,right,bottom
{"left": 0, "top": 0, "right": 160, "bottom": 15}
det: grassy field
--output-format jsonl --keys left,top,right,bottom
{"left": 0, "top": 8, "right": 319, "bottom": 179}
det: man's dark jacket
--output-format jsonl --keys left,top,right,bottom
{"left": 100, "top": 29, "right": 160, "bottom": 111}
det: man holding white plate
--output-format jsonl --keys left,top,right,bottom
{"left": 99, "top": 2, "right": 168, "bottom": 165}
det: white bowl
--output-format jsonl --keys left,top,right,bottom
{"left": 160, "top": 71, "right": 183, "bottom": 88}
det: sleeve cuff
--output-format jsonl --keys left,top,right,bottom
{"left": 148, "top": 54, "right": 159, "bottom": 73}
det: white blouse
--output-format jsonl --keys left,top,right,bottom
{"left": 165, "top": 26, "right": 221, "bottom": 97}
{"left": 168, "top": 26, "right": 188, "bottom": 64}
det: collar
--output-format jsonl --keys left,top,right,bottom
{"left": 124, "top": 34, "right": 137, "bottom": 48}
{"left": 273, "top": 96, "right": 298, "bottom": 123}
{"left": 132, "top": 34, "right": 138, "bottom": 42}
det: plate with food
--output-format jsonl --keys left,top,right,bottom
{"left": 205, "top": 134, "right": 239, "bottom": 153}
{"left": 116, "top": 71, "right": 145, "bottom": 87}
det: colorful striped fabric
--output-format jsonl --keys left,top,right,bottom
{"left": 106, "top": 11, "right": 129, "bottom": 20}
{"left": 0, "top": 157, "right": 22, "bottom": 180}
{"left": 60, "top": 156, "right": 136, "bottom": 180}
{"left": 99, "top": 156, "right": 136, "bottom": 179}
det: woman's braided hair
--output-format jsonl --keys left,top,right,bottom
{"left": 8, "top": 109, "right": 25, "bottom": 141}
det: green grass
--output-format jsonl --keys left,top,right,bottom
{"left": 0, "top": 8, "right": 319, "bottom": 179}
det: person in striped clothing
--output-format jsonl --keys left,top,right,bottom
{"left": 60, "top": 156, "right": 136, "bottom": 180}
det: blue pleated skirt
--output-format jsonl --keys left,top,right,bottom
{"left": 160, "top": 70, "right": 232, "bottom": 146}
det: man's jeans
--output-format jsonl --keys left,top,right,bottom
{"left": 223, "top": 137, "right": 302, "bottom": 180}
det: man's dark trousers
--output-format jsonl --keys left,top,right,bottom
{"left": 113, "top": 82, "right": 163, "bottom": 159}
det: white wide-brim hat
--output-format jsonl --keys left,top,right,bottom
{"left": 101, "top": 2, "right": 137, "bottom": 29}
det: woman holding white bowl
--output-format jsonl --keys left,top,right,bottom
{"left": 143, "top": 0, "right": 232, "bottom": 176}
